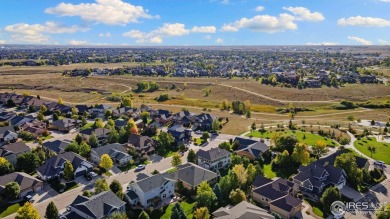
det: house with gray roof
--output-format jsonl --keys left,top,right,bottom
{"left": 196, "top": 148, "right": 231, "bottom": 171}
{"left": 0, "top": 141, "right": 31, "bottom": 165}
{"left": 42, "top": 139, "right": 72, "bottom": 154}
{"left": 212, "top": 201, "right": 275, "bottom": 219}
{"left": 90, "top": 143, "right": 132, "bottom": 167}
{"left": 233, "top": 137, "right": 269, "bottom": 160}
{"left": 37, "top": 152, "right": 93, "bottom": 181}
{"left": 0, "top": 126, "right": 18, "bottom": 145}
{"left": 175, "top": 163, "right": 219, "bottom": 190}
{"left": 62, "top": 191, "right": 125, "bottom": 219}
{"left": 0, "top": 172, "right": 43, "bottom": 198}
{"left": 49, "top": 118, "right": 81, "bottom": 132}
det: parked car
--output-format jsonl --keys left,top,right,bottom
{"left": 25, "top": 195, "right": 35, "bottom": 203}
{"left": 195, "top": 130, "right": 203, "bottom": 134}
{"left": 84, "top": 172, "right": 98, "bottom": 180}
{"left": 135, "top": 164, "right": 146, "bottom": 171}
{"left": 374, "top": 160, "right": 386, "bottom": 167}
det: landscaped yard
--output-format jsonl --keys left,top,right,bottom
{"left": 354, "top": 137, "right": 390, "bottom": 164}
{"left": 0, "top": 201, "right": 26, "bottom": 218}
{"left": 192, "top": 137, "right": 206, "bottom": 146}
{"left": 160, "top": 201, "right": 195, "bottom": 219}
{"left": 304, "top": 199, "right": 324, "bottom": 218}
{"left": 50, "top": 180, "right": 79, "bottom": 193}
{"left": 80, "top": 123, "right": 94, "bottom": 130}
{"left": 157, "top": 147, "right": 179, "bottom": 158}
{"left": 246, "top": 130, "right": 336, "bottom": 146}
{"left": 38, "top": 135, "right": 54, "bottom": 142}
{"left": 263, "top": 163, "right": 297, "bottom": 179}
{"left": 263, "top": 164, "right": 276, "bottom": 179}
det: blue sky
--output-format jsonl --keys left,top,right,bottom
{"left": 0, "top": 0, "right": 389, "bottom": 45}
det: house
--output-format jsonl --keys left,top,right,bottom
{"left": 293, "top": 160, "right": 347, "bottom": 199}
{"left": 22, "top": 126, "right": 47, "bottom": 139}
{"left": 359, "top": 75, "right": 377, "bottom": 83}
{"left": 0, "top": 126, "right": 18, "bottom": 145}
{"left": 112, "top": 106, "right": 134, "bottom": 118}
{"left": 194, "top": 113, "right": 216, "bottom": 131}
{"left": 42, "top": 139, "right": 72, "bottom": 154}
{"left": 305, "top": 79, "right": 322, "bottom": 88}
{"left": 0, "top": 111, "right": 15, "bottom": 122}
{"left": 0, "top": 142, "right": 31, "bottom": 165}
{"left": 233, "top": 137, "right": 269, "bottom": 160}
{"left": 88, "top": 104, "right": 112, "bottom": 118}
{"left": 8, "top": 115, "right": 33, "bottom": 127}
{"left": 37, "top": 152, "right": 93, "bottom": 181}
{"left": 212, "top": 201, "right": 275, "bottom": 219}
{"left": 152, "top": 109, "right": 172, "bottom": 125}
{"left": 317, "top": 150, "right": 369, "bottom": 170}
{"left": 90, "top": 143, "right": 132, "bottom": 167}
{"left": 74, "top": 105, "right": 89, "bottom": 115}
{"left": 196, "top": 148, "right": 230, "bottom": 171}
{"left": 175, "top": 163, "right": 219, "bottom": 190}
{"left": 0, "top": 172, "right": 43, "bottom": 197}
{"left": 62, "top": 191, "right": 126, "bottom": 219}
{"left": 168, "top": 125, "right": 192, "bottom": 144}
{"left": 127, "top": 133, "right": 157, "bottom": 156}
{"left": 126, "top": 172, "right": 176, "bottom": 208}
{"left": 171, "top": 111, "right": 195, "bottom": 126}
{"left": 251, "top": 176, "right": 301, "bottom": 219}
{"left": 79, "top": 128, "right": 110, "bottom": 146}
{"left": 49, "top": 118, "right": 80, "bottom": 132}
{"left": 114, "top": 119, "right": 127, "bottom": 129}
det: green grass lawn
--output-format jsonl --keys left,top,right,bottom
{"left": 246, "top": 130, "right": 336, "bottom": 146}
{"left": 160, "top": 201, "right": 195, "bottom": 219}
{"left": 157, "top": 147, "right": 179, "bottom": 158}
{"left": 263, "top": 164, "right": 276, "bottom": 179}
{"left": 166, "top": 167, "right": 177, "bottom": 173}
{"left": 304, "top": 199, "right": 324, "bottom": 218}
{"left": 80, "top": 123, "right": 94, "bottom": 130}
{"left": 0, "top": 201, "right": 26, "bottom": 218}
{"left": 38, "top": 135, "right": 54, "bottom": 142}
{"left": 354, "top": 137, "right": 390, "bottom": 164}
{"left": 50, "top": 180, "right": 79, "bottom": 193}
{"left": 192, "top": 137, "right": 206, "bottom": 146}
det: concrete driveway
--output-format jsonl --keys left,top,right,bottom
{"left": 340, "top": 185, "right": 364, "bottom": 201}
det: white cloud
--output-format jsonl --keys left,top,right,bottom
{"left": 69, "top": 40, "right": 88, "bottom": 45}
{"left": 0, "top": 40, "right": 6, "bottom": 44}
{"left": 98, "top": 32, "right": 111, "bottom": 37}
{"left": 379, "top": 0, "right": 390, "bottom": 2}
{"left": 378, "top": 39, "right": 390, "bottom": 45}
{"left": 123, "top": 23, "right": 216, "bottom": 43}
{"left": 306, "top": 42, "right": 339, "bottom": 45}
{"left": 45, "top": 0, "right": 157, "bottom": 26}
{"left": 204, "top": 35, "right": 212, "bottom": 40}
{"left": 338, "top": 16, "right": 390, "bottom": 27}
{"left": 216, "top": 38, "right": 224, "bottom": 43}
{"left": 255, "top": 6, "right": 265, "bottom": 12}
{"left": 191, "top": 26, "right": 216, "bottom": 33}
{"left": 347, "top": 36, "right": 373, "bottom": 45}
{"left": 283, "top": 7, "right": 325, "bottom": 22}
{"left": 221, "top": 14, "right": 297, "bottom": 33}
{"left": 4, "top": 22, "right": 88, "bottom": 44}
{"left": 220, "top": 0, "right": 229, "bottom": 5}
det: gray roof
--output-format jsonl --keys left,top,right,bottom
{"left": 196, "top": 148, "right": 231, "bottom": 162}
{"left": 213, "top": 201, "right": 274, "bottom": 219}
{"left": 0, "top": 141, "right": 30, "bottom": 155}
{"left": 42, "top": 139, "right": 71, "bottom": 154}
{"left": 252, "top": 178, "right": 295, "bottom": 201}
{"left": 175, "top": 163, "right": 218, "bottom": 187}
{"left": 0, "top": 126, "right": 16, "bottom": 137}
{"left": 0, "top": 172, "right": 42, "bottom": 192}
{"left": 129, "top": 172, "right": 175, "bottom": 193}
{"left": 92, "top": 143, "right": 126, "bottom": 157}
{"left": 68, "top": 191, "right": 125, "bottom": 218}
{"left": 270, "top": 195, "right": 302, "bottom": 212}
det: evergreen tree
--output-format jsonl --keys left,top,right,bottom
{"left": 45, "top": 201, "right": 59, "bottom": 219}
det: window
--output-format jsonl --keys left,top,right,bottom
{"left": 163, "top": 194, "right": 166, "bottom": 199}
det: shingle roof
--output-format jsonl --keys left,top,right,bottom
{"left": 270, "top": 195, "right": 302, "bottom": 212}
{"left": 196, "top": 148, "right": 231, "bottom": 162}
{"left": 42, "top": 139, "right": 71, "bottom": 154}
{"left": 69, "top": 191, "right": 125, "bottom": 218}
{"left": 252, "top": 175, "right": 272, "bottom": 188}
{"left": 213, "top": 201, "right": 274, "bottom": 219}
{"left": 0, "top": 126, "right": 16, "bottom": 137}
{"left": 130, "top": 172, "right": 175, "bottom": 193}
{"left": 175, "top": 163, "right": 218, "bottom": 187}
{"left": 0, "top": 141, "right": 30, "bottom": 155}
{"left": 0, "top": 172, "right": 42, "bottom": 192}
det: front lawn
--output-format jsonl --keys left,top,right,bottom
{"left": 38, "top": 135, "right": 54, "bottom": 142}
{"left": 263, "top": 164, "right": 276, "bottom": 179}
{"left": 157, "top": 147, "right": 179, "bottom": 158}
{"left": 304, "top": 199, "right": 324, "bottom": 218}
{"left": 246, "top": 130, "right": 336, "bottom": 146}
{"left": 192, "top": 137, "right": 206, "bottom": 146}
{"left": 50, "top": 180, "right": 79, "bottom": 193}
{"left": 354, "top": 137, "right": 390, "bottom": 164}
{"left": 166, "top": 167, "right": 177, "bottom": 173}
{"left": 80, "top": 123, "right": 94, "bottom": 130}
{"left": 0, "top": 201, "right": 26, "bottom": 218}
{"left": 160, "top": 201, "right": 195, "bottom": 219}
{"left": 263, "top": 163, "right": 297, "bottom": 179}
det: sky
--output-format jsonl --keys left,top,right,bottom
{"left": 0, "top": 0, "right": 389, "bottom": 46}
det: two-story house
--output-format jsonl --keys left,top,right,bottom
{"left": 0, "top": 141, "right": 31, "bottom": 165}
{"left": 168, "top": 125, "right": 192, "bottom": 145}
{"left": 0, "top": 126, "right": 18, "bottom": 145}
{"left": 79, "top": 128, "right": 111, "bottom": 146}
{"left": 233, "top": 137, "right": 269, "bottom": 160}
{"left": 0, "top": 172, "right": 43, "bottom": 198}
{"left": 194, "top": 113, "right": 216, "bottom": 131}
{"left": 196, "top": 148, "right": 231, "bottom": 171}
{"left": 90, "top": 143, "right": 132, "bottom": 167}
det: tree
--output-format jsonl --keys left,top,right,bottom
{"left": 291, "top": 143, "right": 310, "bottom": 165}
{"left": 218, "top": 141, "right": 231, "bottom": 151}
{"left": 138, "top": 211, "right": 150, "bottom": 219}
{"left": 37, "top": 112, "right": 45, "bottom": 121}
{"left": 229, "top": 188, "right": 246, "bottom": 204}
{"left": 368, "top": 145, "right": 376, "bottom": 158}
{"left": 100, "top": 154, "right": 113, "bottom": 170}
{"left": 108, "top": 129, "right": 119, "bottom": 143}
{"left": 94, "top": 118, "right": 104, "bottom": 128}
{"left": 187, "top": 149, "right": 196, "bottom": 163}
{"left": 122, "top": 97, "right": 133, "bottom": 107}
{"left": 213, "top": 183, "right": 223, "bottom": 204}
{"left": 196, "top": 181, "right": 217, "bottom": 209}
{"left": 45, "top": 201, "right": 58, "bottom": 219}
{"left": 0, "top": 157, "right": 13, "bottom": 176}
{"left": 320, "top": 186, "right": 341, "bottom": 214}
{"left": 57, "top": 98, "right": 64, "bottom": 105}
{"left": 4, "top": 182, "right": 20, "bottom": 200}
{"left": 108, "top": 212, "right": 128, "bottom": 219}
{"left": 273, "top": 134, "right": 298, "bottom": 154}
{"left": 158, "top": 131, "right": 175, "bottom": 148}
{"left": 334, "top": 153, "right": 363, "bottom": 187}
{"left": 16, "top": 152, "right": 40, "bottom": 174}
{"left": 212, "top": 119, "right": 220, "bottom": 132}
{"left": 347, "top": 115, "right": 355, "bottom": 121}
{"left": 71, "top": 107, "right": 77, "bottom": 115}
{"left": 141, "top": 111, "right": 150, "bottom": 124}
{"left": 171, "top": 153, "right": 182, "bottom": 167}
{"left": 16, "top": 202, "right": 40, "bottom": 219}
{"left": 246, "top": 163, "right": 257, "bottom": 185}
{"left": 110, "top": 180, "right": 123, "bottom": 195}
{"left": 63, "top": 160, "right": 74, "bottom": 181}
{"left": 312, "top": 140, "right": 329, "bottom": 158}
{"left": 104, "top": 110, "right": 112, "bottom": 119}
{"left": 219, "top": 171, "right": 238, "bottom": 200}
{"left": 75, "top": 134, "right": 83, "bottom": 145}
{"left": 202, "top": 132, "right": 210, "bottom": 141}
{"left": 171, "top": 202, "right": 187, "bottom": 219}
{"left": 94, "top": 178, "right": 109, "bottom": 194}
{"left": 232, "top": 164, "right": 248, "bottom": 188}
{"left": 40, "top": 105, "right": 47, "bottom": 114}
{"left": 221, "top": 99, "right": 230, "bottom": 110}
{"left": 273, "top": 150, "right": 291, "bottom": 167}
{"left": 376, "top": 204, "right": 390, "bottom": 219}
{"left": 88, "top": 133, "right": 98, "bottom": 147}
{"left": 126, "top": 118, "right": 139, "bottom": 135}
{"left": 194, "top": 207, "right": 210, "bottom": 219}
{"left": 250, "top": 122, "right": 256, "bottom": 132}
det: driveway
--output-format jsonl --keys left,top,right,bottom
{"left": 340, "top": 185, "right": 364, "bottom": 202}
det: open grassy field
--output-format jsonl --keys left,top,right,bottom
{"left": 354, "top": 137, "right": 390, "bottom": 164}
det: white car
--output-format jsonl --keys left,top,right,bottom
{"left": 374, "top": 160, "right": 386, "bottom": 167}
{"left": 135, "top": 164, "right": 146, "bottom": 171}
